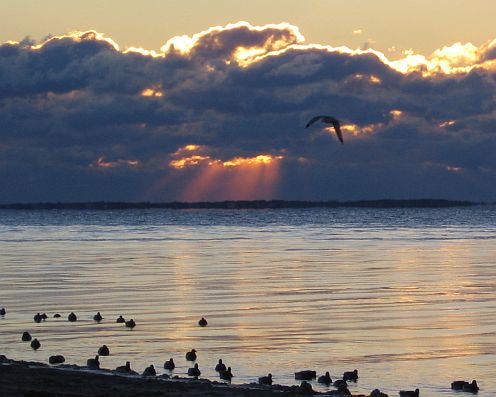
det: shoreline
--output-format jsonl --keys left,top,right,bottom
{"left": 0, "top": 356, "right": 367, "bottom": 397}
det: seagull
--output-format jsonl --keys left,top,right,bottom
{"left": 305, "top": 115, "right": 344, "bottom": 144}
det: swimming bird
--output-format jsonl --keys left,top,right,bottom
{"left": 125, "top": 319, "right": 136, "bottom": 329}
{"left": 164, "top": 358, "right": 175, "bottom": 370}
{"left": 399, "top": 389, "right": 419, "bottom": 397}
{"left": 343, "top": 369, "right": 358, "bottom": 382}
{"left": 333, "top": 379, "right": 348, "bottom": 389}
{"left": 299, "top": 381, "right": 314, "bottom": 394}
{"left": 21, "top": 331, "right": 32, "bottom": 342}
{"left": 33, "top": 313, "right": 42, "bottom": 323}
{"left": 451, "top": 380, "right": 467, "bottom": 390}
{"left": 185, "top": 349, "right": 197, "bottom": 361}
{"left": 30, "top": 338, "right": 41, "bottom": 350}
{"left": 98, "top": 345, "right": 110, "bottom": 356}
{"left": 305, "top": 115, "right": 344, "bottom": 144}
{"left": 116, "top": 315, "right": 125, "bottom": 323}
{"left": 370, "top": 389, "right": 389, "bottom": 397}
{"left": 198, "top": 317, "right": 208, "bottom": 327}
{"left": 317, "top": 371, "right": 332, "bottom": 385}
{"left": 49, "top": 355, "right": 65, "bottom": 364}
{"left": 295, "top": 370, "right": 316, "bottom": 380}
{"left": 258, "top": 373, "right": 273, "bottom": 385}
{"left": 68, "top": 312, "right": 77, "bottom": 322}
{"left": 53, "top": 313, "right": 61, "bottom": 318}
{"left": 142, "top": 364, "right": 156, "bottom": 377}
{"left": 219, "top": 366, "right": 233, "bottom": 381}
{"left": 115, "top": 361, "right": 137, "bottom": 374}
{"left": 215, "top": 359, "right": 226, "bottom": 372}
{"left": 86, "top": 355, "right": 100, "bottom": 369}
{"left": 0, "top": 308, "right": 5, "bottom": 316}
{"left": 462, "top": 380, "right": 479, "bottom": 393}
{"left": 40, "top": 313, "right": 48, "bottom": 321}
{"left": 188, "top": 363, "right": 201, "bottom": 377}
{"left": 93, "top": 312, "right": 103, "bottom": 322}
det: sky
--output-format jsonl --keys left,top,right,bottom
{"left": 1, "top": 1, "right": 496, "bottom": 202}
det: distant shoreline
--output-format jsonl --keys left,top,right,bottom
{"left": 0, "top": 199, "right": 483, "bottom": 210}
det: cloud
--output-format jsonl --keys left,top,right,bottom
{"left": 1, "top": 23, "right": 496, "bottom": 202}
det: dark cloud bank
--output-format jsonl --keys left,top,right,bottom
{"left": 1, "top": 23, "right": 496, "bottom": 202}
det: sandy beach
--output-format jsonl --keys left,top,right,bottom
{"left": 0, "top": 356, "right": 366, "bottom": 397}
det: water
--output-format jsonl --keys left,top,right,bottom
{"left": 0, "top": 207, "right": 495, "bottom": 396}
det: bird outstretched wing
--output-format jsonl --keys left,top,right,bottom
{"left": 305, "top": 115, "right": 344, "bottom": 144}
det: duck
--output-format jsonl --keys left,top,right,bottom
{"left": 318, "top": 371, "right": 332, "bottom": 385}
{"left": 33, "top": 313, "right": 42, "bottom": 323}
{"left": 343, "top": 369, "right": 358, "bottom": 382}
{"left": 115, "top": 361, "right": 137, "bottom": 374}
{"left": 185, "top": 349, "right": 197, "bottom": 361}
{"left": 219, "top": 366, "right": 233, "bottom": 381}
{"left": 53, "top": 313, "right": 61, "bottom": 318}
{"left": 30, "top": 338, "right": 41, "bottom": 350}
{"left": 40, "top": 313, "right": 48, "bottom": 321}
{"left": 295, "top": 370, "right": 316, "bottom": 380}
{"left": 370, "top": 389, "right": 389, "bottom": 397}
{"left": 116, "top": 315, "right": 125, "bottom": 323}
{"left": 462, "top": 380, "right": 479, "bottom": 393}
{"left": 98, "top": 345, "right": 110, "bottom": 356}
{"left": 163, "top": 358, "right": 175, "bottom": 370}
{"left": 299, "top": 381, "right": 314, "bottom": 394}
{"left": 188, "top": 363, "right": 201, "bottom": 377}
{"left": 399, "top": 389, "right": 419, "bottom": 397}
{"left": 86, "top": 355, "right": 100, "bottom": 369}
{"left": 49, "top": 355, "right": 65, "bottom": 364}
{"left": 215, "top": 359, "right": 226, "bottom": 372}
{"left": 21, "top": 331, "right": 32, "bottom": 342}
{"left": 334, "top": 379, "right": 348, "bottom": 389}
{"left": 142, "top": 364, "right": 156, "bottom": 377}
{"left": 198, "top": 317, "right": 208, "bottom": 327}
{"left": 125, "top": 319, "right": 136, "bottom": 329}
{"left": 259, "top": 373, "right": 273, "bottom": 385}
{"left": 93, "top": 312, "right": 103, "bottom": 322}
{"left": 68, "top": 312, "right": 77, "bottom": 322}
{"left": 451, "top": 380, "right": 467, "bottom": 390}
{"left": 0, "top": 308, "right": 5, "bottom": 316}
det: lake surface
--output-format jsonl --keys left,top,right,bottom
{"left": 0, "top": 207, "right": 495, "bottom": 396}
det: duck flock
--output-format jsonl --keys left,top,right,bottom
{"left": 0, "top": 307, "right": 481, "bottom": 396}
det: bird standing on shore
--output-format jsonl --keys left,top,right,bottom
{"left": 87, "top": 355, "right": 100, "bottom": 369}
{"left": 305, "top": 115, "right": 344, "bottom": 144}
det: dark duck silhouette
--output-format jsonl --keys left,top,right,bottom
{"left": 53, "top": 313, "right": 61, "bottom": 318}
{"left": 215, "top": 359, "right": 226, "bottom": 372}
{"left": 116, "top": 315, "right": 125, "bottom": 323}
{"left": 21, "top": 331, "right": 32, "bottom": 342}
{"left": 68, "top": 312, "right": 77, "bottom": 322}
{"left": 115, "top": 361, "right": 137, "bottom": 374}
{"left": 0, "top": 308, "right": 5, "bottom": 316}
{"left": 259, "top": 373, "right": 273, "bottom": 385}
{"left": 93, "top": 312, "right": 103, "bottom": 322}
{"left": 142, "top": 364, "right": 156, "bottom": 377}
{"left": 219, "top": 366, "right": 233, "bottom": 381}
{"left": 305, "top": 115, "right": 344, "bottom": 144}
{"left": 343, "top": 369, "right": 358, "bottom": 382}
{"left": 188, "top": 363, "right": 201, "bottom": 377}
{"left": 33, "top": 313, "right": 42, "bottom": 323}
{"left": 98, "top": 345, "right": 110, "bottom": 356}
{"left": 164, "top": 358, "right": 175, "bottom": 370}
{"left": 125, "top": 319, "right": 136, "bottom": 329}
{"left": 295, "top": 370, "right": 316, "bottom": 380}
{"left": 49, "top": 355, "right": 65, "bottom": 364}
{"left": 198, "top": 317, "right": 208, "bottom": 327}
{"left": 185, "top": 349, "right": 197, "bottom": 361}
{"left": 370, "top": 389, "right": 389, "bottom": 397}
{"left": 399, "top": 389, "right": 419, "bottom": 397}
{"left": 30, "top": 338, "right": 41, "bottom": 350}
{"left": 86, "top": 355, "right": 100, "bottom": 369}
{"left": 318, "top": 371, "right": 332, "bottom": 385}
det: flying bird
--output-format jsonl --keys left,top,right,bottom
{"left": 305, "top": 115, "right": 344, "bottom": 144}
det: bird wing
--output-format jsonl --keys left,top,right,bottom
{"left": 305, "top": 115, "right": 326, "bottom": 128}
{"left": 331, "top": 119, "right": 344, "bottom": 144}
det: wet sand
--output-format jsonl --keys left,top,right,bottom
{"left": 0, "top": 356, "right": 364, "bottom": 397}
